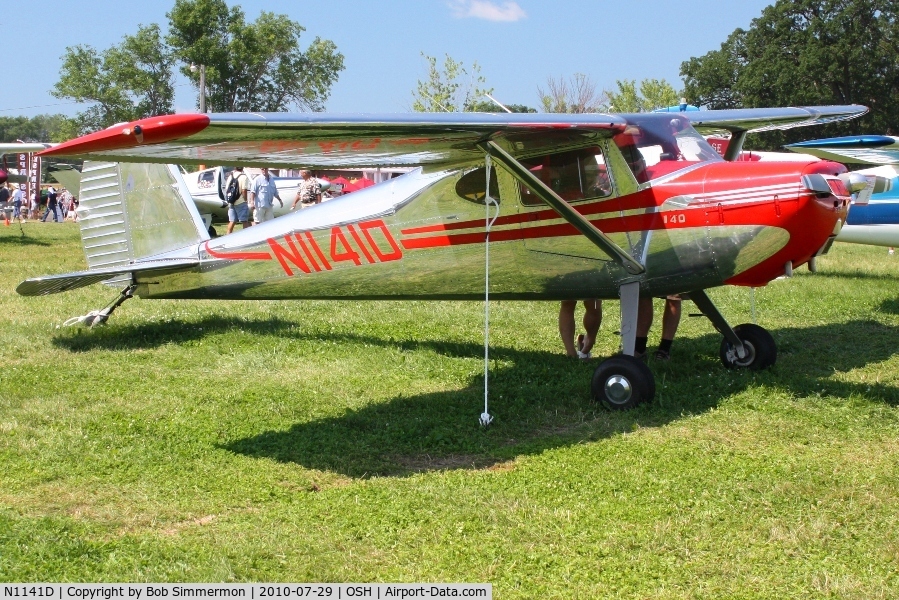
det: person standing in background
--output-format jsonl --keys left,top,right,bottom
{"left": 249, "top": 167, "right": 283, "bottom": 223}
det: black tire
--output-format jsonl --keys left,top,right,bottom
{"left": 591, "top": 355, "right": 656, "bottom": 410}
{"left": 208, "top": 225, "right": 218, "bottom": 238}
{"left": 719, "top": 323, "right": 776, "bottom": 370}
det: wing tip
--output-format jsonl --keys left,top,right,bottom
{"left": 788, "top": 135, "right": 897, "bottom": 150}
{"left": 40, "top": 114, "right": 210, "bottom": 158}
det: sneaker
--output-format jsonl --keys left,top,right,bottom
{"left": 653, "top": 349, "right": 670, "bottom": 361}
{"left": 633, "top": 350, "right": 647, "bottom": 362}
{"left": 575, "top": 334, "right": 591, "bottom": 360}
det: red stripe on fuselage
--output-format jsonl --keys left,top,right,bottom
{"left": 398, "top": 193, "right": 816, "bottom": 250}
{"left": 400, "top": 192, "right": 658, "bottom": 236}
{"left": 204, "top": 241, "right": 272, "bottom": 261}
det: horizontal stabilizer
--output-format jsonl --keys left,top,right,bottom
{"left": 16, "top": 259, "right": 198, "bottom": 297}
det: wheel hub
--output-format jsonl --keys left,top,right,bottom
{"left": 605, "top": 375, "right": 633, "bottom": 404}
{"left": 727, "top": 340, "right": 757, "bottom": 367}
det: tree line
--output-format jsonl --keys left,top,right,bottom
{"left": 9, "top": 0, "right": 344, "bottom": 141}
{"left": 681, "top": 0, "right": 899, "bottom": 144}
{"left": 411, "top": 54, "right": 681, "bottom": 115}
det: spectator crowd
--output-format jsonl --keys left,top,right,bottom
{"left": 0, "top": 183, "right": 78, "bottom": 223}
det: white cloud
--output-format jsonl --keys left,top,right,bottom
{"left": 449, "top": 0, "right": 527, "bottom": 22}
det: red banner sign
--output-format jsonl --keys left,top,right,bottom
{"left": 29, "top": 153, "right": 41, "bottom": 203}
{"left": 17, "top": 153, "right": 28, "bottom": 194}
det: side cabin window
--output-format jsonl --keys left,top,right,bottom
{"left": 197, "top": 170, "right": 216, "bottom": 188}
{"left": 517, "top": 146, "right": 611, "bottom": 207}
{"left": 455, "top": 167, "right": 500, "bottom": 204}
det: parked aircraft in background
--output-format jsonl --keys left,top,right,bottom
{"left": 788, "top": 136, "right": 899, "bottom": 248}
{"left": 47, "top": 164, "right": 81, "bottom": 193}
{"left": 18, "top": 106, "right": 866, "bottom": 413}
{"left": 182, "top": 165, "right": 332, "bottom": 225}
{"left": 49, "top": 163, "right": 332, "bottom": 232}
{"left": 705, "top": 136, "right": 821, "bottom": 163}
{"left": 0, "top": 142, "right": 52, "bottom": 184}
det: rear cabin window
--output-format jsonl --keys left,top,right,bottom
{"left": 518, "top": 146, "right": 611, "bottom": 207}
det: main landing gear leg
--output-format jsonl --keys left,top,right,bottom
{"left": 688, "top": 289, "right": 777, "bottom": 370}
{"left": 63, "top": 284, "right": 137, "bottom": 328}
{"left": 591, "top": 281, "right": 656, "bottom": 410}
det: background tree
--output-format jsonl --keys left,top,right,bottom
{"left": 105, "top": 24, "right": 175, "bottom": 119}
{"left": 465, "top": 100, "right": 537, "bottom": 113}
{"left": 53, "top": 24, "right": 174, "bottom": 133}
{"left": 679, "top": 29, "right": 746, "bottom": 110}
{"left": 681, "top": 0, "right": 899, "bottom": 144}
{"left": 411, "top": 53, "right": 493, "bottom": 112}
{"left": 605, "top": 79, "right": 681, "bottom": 113}
{"left": 537, "top": 73, "right": 606, "bottom": 113}
{"left": 167, "top": 0, "right": 344, "bottom": 112}
{"left": 0, "top": 115, "right": 79, "bottom": 143}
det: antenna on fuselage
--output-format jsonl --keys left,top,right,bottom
{"left": 484, "top": 93, "right": 513, "bottom": 114}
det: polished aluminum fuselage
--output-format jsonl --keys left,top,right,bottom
{"left": 138, "top": 158, "right": 846, "bottom": 301}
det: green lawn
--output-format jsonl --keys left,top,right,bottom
{"left": 1, "top": 222, "right": 898, "bottom": 598}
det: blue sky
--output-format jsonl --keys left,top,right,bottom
{"left": 3, "top": 0, "right": 774, "bottom": 118}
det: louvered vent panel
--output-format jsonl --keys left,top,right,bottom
{"left": 77, "top": 162, "right": 132, "bottom": 270}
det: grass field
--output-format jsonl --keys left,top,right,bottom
{"left": 1, "top": 222, "right": 898, "bottom": 597}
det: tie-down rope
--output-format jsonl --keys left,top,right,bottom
{"left": 481, "top": 155, "right": 500, "bottom": 427}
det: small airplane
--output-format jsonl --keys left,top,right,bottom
{"left": 17, "top": 106, "right": 866, "bottom": 412}
{"left": 786, "top": 136, "right": 899, "bottom": 247}
{"left": 179, "top": 165, "right": 333, "bottom": 225}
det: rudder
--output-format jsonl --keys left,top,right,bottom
{"left": 77, "top": 161, "right": 208, "bottom": 274}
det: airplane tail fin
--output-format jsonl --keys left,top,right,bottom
{"left": 78, "top": 161, "right": 208, "bottom": 272}
{"left": 17, "top": 161, "right": 207, "bottom": 297}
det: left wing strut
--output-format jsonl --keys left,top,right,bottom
{"left": 479, "top": 140, "right": 645, "bottom": 276}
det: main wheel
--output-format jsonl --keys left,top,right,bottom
{"left": 591, "top": 355, "right": 656, "bottom": 410}
{"left": 719, "top": 323, "right": 776, "bottom": 370}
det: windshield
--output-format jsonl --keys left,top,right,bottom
{"left": 613, "top": 114, "right": 722, "bottom": 183}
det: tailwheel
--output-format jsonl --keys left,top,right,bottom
{"left": 591, "top": 355, "right": 656, "bottom": 410}
{"left": 719, "top": 323, "right": 777, "bottom": 370}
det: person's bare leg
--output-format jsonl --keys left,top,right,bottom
{"left": 634, "top": 297, "right": 654, "bottom": 357}
{"left": 580, "top": 299, "right": 601, "bottom": 354}
{"left": 559, "top": 300, "right": 577, "bottom": 357}
{"left": 661, "top": 298, "right": 682, "bottom": 341}
{"left": 637, "top": 297, "right": 654, "bottom": 337}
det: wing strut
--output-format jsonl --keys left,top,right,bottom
{"left": 723, "top": 131, "right": 747, "bottom": 161}
{"left": 478, "top": 140, "right": 645, "bottom": 275}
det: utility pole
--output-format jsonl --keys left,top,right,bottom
{"left": 190, "top": 63, "right": 207, "bottom": 113}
